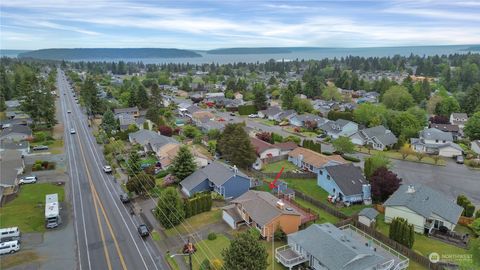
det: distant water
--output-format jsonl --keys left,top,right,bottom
{"left": 0, "top": 50, "right": 30, "bottom": 58}
{"left": 2, "top": 45, "right": 478, "bottom": 64}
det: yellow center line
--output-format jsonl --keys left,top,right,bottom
{"left": 75, "top": 127, "right": 128, "bottom": 270}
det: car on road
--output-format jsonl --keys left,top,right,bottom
{"left": 137, "top": 224, "right": 149, "bottom": 237}
{"left": 70, "top": 128, "right": 76, "bottom": 134}
{"left": 0, "top": 240, "right": 20, "bottom": 255}
{"left": 103, "top": 165, "right": 112, "bottom": 173}
{"left": 456, "top": 155, "right": 464, "bottom": 164}
{"left": 32, "top": 145, "right": 49, "bottom": 151}
{"left": 67, "top": 110, "right": 71, "bottom": 114}
{"left": 248, "top": 114, "right": 258, "bottom": 118}
{"left": 120, "top": 193, "right": 130, "bottom": 203}
{"left": 229, "top": 112, "right": 236, "bottom": 116}
{"left": 19, "top": 176, "right": 37, "bottom": 185}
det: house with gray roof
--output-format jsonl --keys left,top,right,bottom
{"left": 258, "top": 106, "right": 283, "bottom": 120}
{"left": 128, "top": 129, "right": 178, "bottom": 154}
{"left": 317, "top": 163, "right": 370, "bottom": 204}
{"left": 319, "top": 119, "right": 358, "bottom": 139}
{"left": 410, "top": 128, "right": 462, "bottom": 157}
{"left": 113, "top": 106, "right": 139, "bottom": 118}
{"left": 275, "top": 110, "right": 297, "bottom": 122}
{"left": 276, "top": 223, "right": 401, "bottom": 270}
{"left": 358, "top": 208, "right": 379, "bottom": 227}
{"left": 0, "top": 141, "right": 30, "bottom": 157}
{"left": 450, "top": 113, "right": 468, "bottom": 129}
{"left": 350, "top": 125, "right": 398, "bottom": 150}
{"left": 289, "top": 113, "right": 328, "bottom": 128}
{"left": 384, "top": 184, "right": 463, "bottom": 233}
{"left": 0, "top": 150, "right": 25, "bottom": 188}
{"left": 180, "top": 162, "right": 251, "bottom": 199}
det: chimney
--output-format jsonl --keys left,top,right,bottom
{"left": 232, "top": 165, "right": 238, "bottom": 176}
{"left": 276, "top": 200, "right": 285, "bottom": 210}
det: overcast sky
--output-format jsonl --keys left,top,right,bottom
{"left": 1, "top": 0, "right": 480, "bottom": 50}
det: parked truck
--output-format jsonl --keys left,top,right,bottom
{"left": 45, "top": 194, "right": 61, "bottom": 229}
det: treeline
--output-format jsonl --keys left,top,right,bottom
{"left": 0, "top": 59, "right": 57, "bottom": 127}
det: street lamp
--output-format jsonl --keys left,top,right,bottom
{"left": 170, "top": 239, "right": 196, "bottom": 270}
{"left": 170, "top": 253, "right": 192, "bottom": 270}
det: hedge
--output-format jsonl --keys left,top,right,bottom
{"left": 341, "top": 154, "right": 360, "bottom": 162}
{"left": 184, "top": 192, "right": 212, "bottom": 218}
{"left": 238, "top": 105, "right": 257, "bottom": 115}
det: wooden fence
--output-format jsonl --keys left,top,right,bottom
{"left": 293, "top": 190, "right": 349, "bottom": 220}
{"left": 251, "top": 169, "right": 317, "bottom": 179}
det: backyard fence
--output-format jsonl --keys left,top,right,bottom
{"left": 261, "top": 155, "right": 287, "bottom": 164}
{"left": 293, "top": 190, "right": 349, "bottom": 220}
{"left": 337, "top": 219, "right": 456, "bottom": 270}
{"left": 250, "top": 169, "right": 317, "bottom": 179}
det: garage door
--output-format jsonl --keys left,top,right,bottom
{"left": 222, "top": 210, "right": 236, "bottom": 229}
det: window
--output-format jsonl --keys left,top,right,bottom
{"left": 327, "top": 175, "right": 330, "bottom": 180}
{"left": 319, "top": 170, "right": 323, "bottom": 175}
{"left": 435, "top": 139, "right": 439, "bottom": 143}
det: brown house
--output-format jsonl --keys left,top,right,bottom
{"left": 222, "top": 190, "right": 302, "bottom": 240}
{"left": 287, "top": 147, "right": 346, "bottom": 173}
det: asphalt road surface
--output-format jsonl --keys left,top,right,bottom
{"left": 57, "top": 69, "right": 168, "bottom": 270}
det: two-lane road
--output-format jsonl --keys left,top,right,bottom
{"left": 57, "top": 69, "right": 168, "bottom": 270}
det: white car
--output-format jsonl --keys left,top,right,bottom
{"left": 0, "top": 240, "right": 20, "bottom": 255}
{"left": 248, "top": 114, "right": 259, "bottom": 118}
{"left": 19, "top": 176, "right": 37, "bottom": 184}
{"left": 103, "top": 165, "right": 112, "bottom": 173}
{"left": 70, "top": 128, "right": 76, "bottom": 134}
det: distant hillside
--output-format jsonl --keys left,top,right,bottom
{"left": 0, "top": 50, "right": 30, "bottom": 57}
{"left": 207, "top": 47, "right": 294, "bottom": 55}
{"left": 18, "top": 48, "right": 202, "bottom": 60}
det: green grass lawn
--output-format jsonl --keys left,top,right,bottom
{"left": 263, "top": 240, "right": 288, "bottom": 270}
{"left": 258, "top": 119, "right": 276, "bottom": 126}
{"left": 141, "top": 156, "right": 158, "bottom": 166}
{"left": 0, "top": 183, "right": 65, "bottom": 232}
{"left": 293, "top": 197, "right": 340, "bottom": 224}
{"left": 189, "top": 234, "right": 230, "bottom": 269}
{"left": 261, "top": 160, "right": 298, "bottom": 173}
{"left": 376, "top": 215, "right": 479, "bottom": 268}
{"left": 165, "top": 209, "right": 222, "bottom": 236}
{"left": 357, "top": 146, "right": 446, "bottom": 166}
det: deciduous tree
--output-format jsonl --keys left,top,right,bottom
{"left": 370, "top": 167, "right": 401, "bottom": 202}
{"left": 222, "top": 230, "right": 268, "bottom": 270}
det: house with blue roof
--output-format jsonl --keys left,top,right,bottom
{"left": 180, "top": 162, "right": 251, "bottom": 199}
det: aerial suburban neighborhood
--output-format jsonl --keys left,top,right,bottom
{"left": 1, "top": 1, "right": 480, "bottom": 270}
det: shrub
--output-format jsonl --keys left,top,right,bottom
{"left": 341, "top": 154, "right": 360, "bottom": 162}
{"left": 465, "top": 159, "right": 480, "bottom": 168}
{"left": 238, "top": 104, "right": 257, "bottom": 115}
{"left": 471, "top": 218, "right": 480, "bottom": 236}
{"left": 42, "top": 160, "right": 49, "bottom": 168}
{"left": 207, "top": 232, "right": 217, "bottom": 241}
{"left": 33, "top": 163, "right": 43, "bottom": 171}
{"left": 158, "top": 125, "right": 173, "bottom": 137}
{"left": 274, "top": 227, "right": 286, "bottom": 241}
{"left": 47, "top": 162, "right": 56, "bottom": 170}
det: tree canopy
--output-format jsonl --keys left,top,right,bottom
{"left": 222, "top": 230, "right": 268, "bottom": 270}
{"left": 382, "top": 85, "right": 414, "bottom": 111}
{"left": 218, "top": 123, "right": 256, "bottom": 169}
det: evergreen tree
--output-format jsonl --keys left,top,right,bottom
{"left": 136, "top": 85, "right": 149, "bottom": 109}
{"left": 171, "top": 146, "right": 197, "bottom": 182}
{"left": 218, "top": 123, "right": 256, "bottom": 169}
{"left": 155, "top": 187, "right": 185, "bottom": 228}
{"left": 222, "top": 230, "right": 268, "bottom": 270}
{"left": 281, "top": 83, "right": 296, "bottom": 109}
{"left": 126, "top": 173, "right": 155, "bottom": 195}
{"left": 101, "top": 110, "right": 118, "bottom": 135}
{"left": 127, "top": 151, "right": 142, "bottom": 176}
{"left": 253, "top": 83, "right": 267, "bottom": 110}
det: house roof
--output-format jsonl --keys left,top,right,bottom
{"left": 319, "top": 119, "right": 356, "bottom": 134}
{"left": 361, "top": 125, "right": 398, "bottom": 146}
{"left": 288, "top": 147, "right": 346, "bottom": 168}
{"left": 5, "top": 100, "right": 21, "bottom": 108}
{"left": 0, "top": 125, "right": 32, "bottom": 138}
{"left": 250, "top": 137, "right": 276, "bottom": 155}
{"left": 192, "top": 111, "right": 215, "bottom": 120}
{"left": 451, "top": 113, "right": 468, "bottom": 119}
{"left": 260, "top": 106, "right": 282, "bottom": 117}
{"left": 128, "top": 130, "right": 177, "bottom": 148}
{"left": 231, "top": 190, "right": 300, "bottom": 227}
{"left": 420, "top": 128, "right": 453, "bottom": 142}
{"left": 429, "top": 123, "right": 459, "bottom": 133}
{"left": 324, "top": 163, "right": 366, "bottom": 196}
{"left": 0, "top": 150, "right": 23, "bottom": 186}
{"left": 186, "top": 105, "right": 201, "bottom": 114}
{"left": 288, "top": 223, "right": 388, "bottom": 270}
{"left": 384, "top": 184, "right": 463, "bottom": 224}
{"left": 273, "top": 141, "right": 298, "bottom": 151}
{"left": 157, "top": 143, "right": 180, "bottom": 167}
{"left": 113, "top": 106, "right": 139, "bottom": 114}
{"left": 358, "top": 208, "right": 379, "bottom": 220}
{"left": 0, "top": 141, "right": 29, "bottom": 151}
{"left": 277, "top": 110, "right": 296, "bottom": 120}
{"left": 180, "top": 162, "right": 248, "bottom": 192}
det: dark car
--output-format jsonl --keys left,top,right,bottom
{"left": 137, "top": 224, "right": 149, "bottom": 237}
{"left": 229, "top": 112, "right": 235, "bottom": 116}
{"left": 120, "top": 193, "right": 130, "bottom": 203}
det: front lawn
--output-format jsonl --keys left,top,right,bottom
{"left": 0, "top": 183, "right": 65, "bottom": 232}
{"left": 357, "top": 146, "right": 446, "bottom": 166}
{"left": 189, "top": 234, "right": 230, "bottom": 269}
{"left": 376, "top": 215, "right": 479, "bottom": 268}
{"left": 293, "top": 197, "right": 340, "bottom": 224}
{"left": 164, "top": 209, "right": 222, "bottom": 236}
{"left": 261, "top": 160, "right": 297, "bottom": 173}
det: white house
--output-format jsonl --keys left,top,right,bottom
{"left": 319, "top": 119, "right": 358, "bottom": 139}
{"left": 384, "top": 184, "right": 463, "bottom": 234}
{"left": 410, "top": 128, "right": 462, "bottom": 157}
{"left": 358, "top": 208, "right": 379, "bottom": 227}
{"left": 450, "top": 113, "right": 468, "bottom": 129}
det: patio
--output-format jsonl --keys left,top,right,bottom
{"left": 275, "top": 245, "right": 308, "bottom": 270}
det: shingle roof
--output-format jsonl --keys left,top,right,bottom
{"left": 384, "top": 184, "right": 463, "bottom": 224}
{"left": 0, "top": 125, "right": 32, "bottom": 138}
{"left": 250, "top": 137, "right": 276, "bottom": 155}
{"left": 260, "top": 106, "right": 282, "bottom": 117}
{"left": 128, "top": 130, "right": 177, "bottom": 148}
{"left": 288, "top": 147, "right": 346, "bottom": 168}
{"left": 0, "top": 150, "right": 23, "bottom": 186}
{"left": 361, "top": 125, "right": 398, "bottom": 146}
{"left": 324, "top": 163, "right": 366, "bottom": 196}
{"left": 273, "top": 141, "right": 298, "bottom": 151}
{"left": 288, "top": 223, "right": 388, "bottom": 270}
{"left": 420, "top": 128, "right": 453, "bottom": 142}
{"left": 231, "top": 190, "right": 300, "bottom": 226}
{"left": 358, "top": 208, "right": 379, "bottom": 220}
{"left": 114, "top": 106, "right": 139, "bottom": 114}
{"left": 429, "top": 123, "right": 459, "bottom": 133}
{"left": 277, "top": 110, "right": 296, "bottom": 120}
{"left": 180, "top": 162, "right": 248, "bottom": 192}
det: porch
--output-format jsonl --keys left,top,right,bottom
{"left": 275, "top": 245, "right": 308, "bottom": 270}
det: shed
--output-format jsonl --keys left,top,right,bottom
{"left": 358, "top": 208, "right": 379, "bottom": 227}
